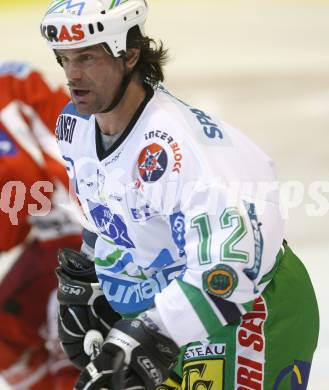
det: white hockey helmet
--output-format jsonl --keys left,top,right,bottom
{"left": 40, "top": 0, "right": 148, "bottom": 57}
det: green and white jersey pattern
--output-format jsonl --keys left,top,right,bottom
{"left": 56, "top": 85, "right": 284, "bottom": 346}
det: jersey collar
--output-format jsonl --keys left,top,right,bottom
{"left": 95, "top": 85, "right": 154, "bottom": 161}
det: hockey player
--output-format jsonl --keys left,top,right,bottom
{"left": 0, "top": 62, "right": 82, "bottom": 389}
{"left": 40, "top": 1, "right": 319, "bottom": 389}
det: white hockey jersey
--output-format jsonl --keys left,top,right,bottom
{"left": 56, "top": 85, "right": 284, "bottom": 346}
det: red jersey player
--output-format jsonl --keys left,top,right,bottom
{"left": 0, "top": 61, "right": 82, "bottom": 389}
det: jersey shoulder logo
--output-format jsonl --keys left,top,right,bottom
{"left": 55, "top": 114, "right": 76, "bottom": 143}
{"left": 138, "top": 143, "right": 168, "bottom": 182}
{"left": 56, "top": 103, "right": 90, "bottom": 143}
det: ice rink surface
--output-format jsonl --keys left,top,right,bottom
{"left": 0, "top": 0, "right": 328, "bottom": 388}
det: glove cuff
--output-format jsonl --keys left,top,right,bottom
{"left": 56, "top": 268, "right": 104, "bottom": 306}
{"left": 105, "top": 320, "right": 179, "bottom": 389}
{"left": 111, "top": 320, "right": 179, "bottom": 361}
{"left": 58, "top": 248, "right": 97, "bottom": 282}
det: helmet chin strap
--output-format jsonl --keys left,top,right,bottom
{"left": 100, "top": 50, "right": 133, "bottom": 114}
{"left": 100, "top": 70, "right": 133, "bottom": 113}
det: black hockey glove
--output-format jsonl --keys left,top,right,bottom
{"left": 56, "top": 248, "right": 121, "bottom": 369}
{"left": 74, "top": 319, "right": 180, "bottom": 390}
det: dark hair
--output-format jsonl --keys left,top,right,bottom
{"left": 126, "top": 26, "right": 168, "bottom": 87}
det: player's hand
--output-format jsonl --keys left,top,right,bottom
{"left": 74, "top": 344, "right": 145, "bottom": 390}
{"left": 74, "top": 319, "right": 180, "bottom": 390}
{"left": 56, "top": 248, "right": 121, "bottom": 368}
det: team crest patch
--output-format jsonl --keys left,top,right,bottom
{"left": 138, "top": 143, "right": 168, "bottom": 182}
{"left": 203, "top": 264, "right": 238, "bottom": 299}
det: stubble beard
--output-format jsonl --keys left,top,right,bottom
{"left": 71, "top": 93, "right": 106, "bottom": 115}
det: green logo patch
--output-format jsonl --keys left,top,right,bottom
{"left": 203, "top": 264, "right": 238, "bottom": 299}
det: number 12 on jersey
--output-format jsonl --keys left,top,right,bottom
{"left": 191, "top": 207, "right": 249, "bottom": 266}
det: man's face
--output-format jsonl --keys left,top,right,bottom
{"left": 56, "top": 44, "right": 124, "bottom": 115}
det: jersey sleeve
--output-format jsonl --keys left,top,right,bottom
{"left": 155, "top": 189, "right": 283, "bottom": 345}
{"left": 0, "top": 62, "right": 69, "bottom": 134}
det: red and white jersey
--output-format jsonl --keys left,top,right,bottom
{"left": 0, "top": 62, "right": 81, "bottom": 251}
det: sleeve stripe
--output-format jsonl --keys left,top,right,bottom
{"left": 159, "top": 279, "right": 254, "bottom": 343}
{"left": 155, "top": 280, "right": 210, "bottom": 345}
{"left": 178, "top": 279, "right": 248, "bottom": 327}
{"left": 177, "top": 279, "right": 227, "bottom": 333}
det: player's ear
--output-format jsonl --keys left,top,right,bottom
{"left": 125, "top": 48, "right": 140, "bottom": 71}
